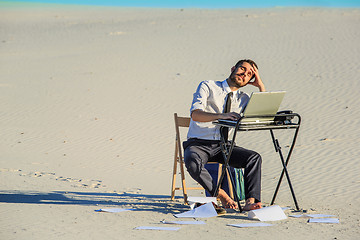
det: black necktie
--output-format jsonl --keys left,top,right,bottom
{"left": 222, "top": 92, "right": 233, "bottom": 141}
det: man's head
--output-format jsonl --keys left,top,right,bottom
{"left": 228, "top": 59, "right": 258, "bottom": 89}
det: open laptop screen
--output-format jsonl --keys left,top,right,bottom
{"left": 241, "top": 91, "right": 286, "bottom": 123}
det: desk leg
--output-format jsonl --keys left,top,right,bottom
{"left": 214, "top": 127, "right": 243, "bottom": 212}
{"left": 270, "top": 129, "right": 300, "bottom": 211}
{"left": 225, "top": 164, "right": 242, "bottom": 212}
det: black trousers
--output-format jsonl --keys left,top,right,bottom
{"left": 183, "top": 138, "right": 262, "bottom": 202}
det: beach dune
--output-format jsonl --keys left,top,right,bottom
{"left": 0, "top": 4, "right": 359, "bottom": 239}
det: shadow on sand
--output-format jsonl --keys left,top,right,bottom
{"left": 0, "top": 190, "right": 188, "bottom": 214}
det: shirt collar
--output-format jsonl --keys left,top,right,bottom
{"left": 222, "top": 79, "right": 244, "bottom": 98}
{"left": 222, "top": 79, "right": 232, "bottom": 94}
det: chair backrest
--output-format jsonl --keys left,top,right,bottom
{"left": 174, "top": 113, "right": 190, "bottom": 160}
{"left": 174, "top": 113, "right": 190, "bottom": 128}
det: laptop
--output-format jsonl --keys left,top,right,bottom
{"left": 218, "top": 91, "right": 286, "bottom": 126}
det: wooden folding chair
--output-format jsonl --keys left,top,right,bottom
{"left": 170, "top": 113, "right": 234, "bottom": 204}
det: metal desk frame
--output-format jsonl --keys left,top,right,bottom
{"left": 213, "top": 113, "right": 301, "bottom": 212}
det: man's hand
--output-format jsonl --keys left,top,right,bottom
{"left": 248, "top": 64, "right": 266, "bottom": 92}
{"left": 191, "top": 110, "right": 240, "bottom": 122}
{"left": 221, "top": 112, "right": 240, "bottom": 121}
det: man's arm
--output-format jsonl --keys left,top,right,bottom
{"left": 191, "top": 109, "right": 240, "bottom": 122}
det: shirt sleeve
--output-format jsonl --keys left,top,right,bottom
{"left": 189, "top": 81, "right": 210, "bottom": 114}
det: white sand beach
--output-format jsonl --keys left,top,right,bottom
{"left": 0, "top": 3, "right": 359, "bottom": 239}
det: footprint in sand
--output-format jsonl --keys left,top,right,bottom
{"left": 1, "top": 168, "right": 105, "bottom": 189}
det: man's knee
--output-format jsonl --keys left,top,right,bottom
{"left": 184, "top": 152, "right": 202, "bottom": 177}
{"left": 253, "top": 152, "right": 262, "bottom": 164}
{"left": 246, "top": 149, "right": 261, "bottom": 163}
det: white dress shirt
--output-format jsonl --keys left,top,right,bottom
{"left": 187, "top": 79, "right": 250, "bottom": 140}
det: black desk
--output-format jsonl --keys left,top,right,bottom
{"left": 212, "top": 113, "right": 301, "bottom": 212}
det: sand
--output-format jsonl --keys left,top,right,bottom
{"left": 0, "top": 3, "right": 359, "bottom": 239}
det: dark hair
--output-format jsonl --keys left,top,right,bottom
{"left": 234, "top": 59, "right": 258, "bottom": 80}
{"left": 235, "top": 59, "right": 258, "bottom": 69}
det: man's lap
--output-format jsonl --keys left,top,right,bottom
{"left": 184, "top": 138, "right": 258, "bottom": 167}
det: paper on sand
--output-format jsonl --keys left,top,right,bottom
{"left": 289, "top": 214, "right": 308, "bottom": 218}
{"left": 248, "top": 205, "right": 287, "bottom": 221}
{"left": 306, "top": 214, "right": 336, "bottom": 218}
{"left": 174, "top": 202, "right": 217, "bottom": 218}
{"left": 161, "top": 220, "right": 206, "bottom": 225}
{"left": 95, "top": 208, "right": 133, "bottom": 213}
{"left": 289, "top": 214, "right": 336, "bottom": 218}
{"left": 308, "top": 218, "right": 339, "bottom": 223}
{"left": 135, "top": 226, "right": 180, "bottom": 231}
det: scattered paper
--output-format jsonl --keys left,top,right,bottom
{"left": 306, "top": 214, "right": 336, "bottom": 218}
{"left": 187, "top": 196, "right": 217, "bottom": 209}
{"left": 174, "top": 202, "right": 218, "bottom": 218}
{"left": 95, "top": 208, "right": 133, "bottom": 213}
{"left": 161, "top": 220, "right": 206, "bottom": 225}
{"left": 134, "top": 226, "right": 180, "bottom": 231}
{"left": 289, "top": 214, "right": 308, "bottom": 218}
{"left": 228, "top": 223, "right": 273, "bottom": 228}
{"left": 289, "top": 214, "right": 336, "bottom": 218}
{"left": 248, "top": 205, "right": 287, "bottom": 221}
{"left": 308, "top": 218, "right": 339, "bottom": 224}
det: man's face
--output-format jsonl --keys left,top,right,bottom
{"left": 229, "top": 62, "right": 254, "bottom": 88}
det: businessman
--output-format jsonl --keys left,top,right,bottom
{"left": 184, "top": 59, "right": 265, "bottom": 211}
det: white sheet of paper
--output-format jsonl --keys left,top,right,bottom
{"left": 174, "top": 202, "right": 218, "bottom": 218}
{"left": 187, "top": 196, "right": 217, "bottom": 209}
{"left": 308, "top": 218, "right": 339, "bottom": 223}
{"left": 290, "top": 214, "right": 336, "bottom": 218}
{"left": 96, "top": 208, "right": 133, "bottom": 213}
{"left": 161, "top": 220, "right": 206, "bottom": 225}
{"left": 228, "top": 223, "right": 273, "bottom": 228}
{"left": 135, "top": 226, "right": 180, "bottom": 231}
{"left": 289, "top": 214, "right": 307, "bottom": 218}
{"left": 248, "top": 205, "right": 287, "bottom": 221}
{"left": 306, "top": 214, "right": 336, "bottom": 218}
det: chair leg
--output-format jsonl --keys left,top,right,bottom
{"left": 171, "top": 142, "right": 179, "bottom": 201}
{"left": 171, "top": 141, "right": 189, "bottom": 204}
{"left": 179, "top": 159, "right": 188, "bottom": 204}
